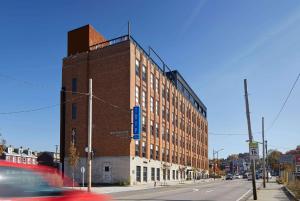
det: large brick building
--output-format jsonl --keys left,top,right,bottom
{"left": 60, "top": 24, "right": 208, "bottom": 185}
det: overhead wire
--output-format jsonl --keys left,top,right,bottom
{"left": 267, "top": 73, "right": 300, "bottom": 132}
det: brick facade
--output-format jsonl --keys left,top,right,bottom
{"left": 61, "top": 24, "right": 208, "bottom": 184}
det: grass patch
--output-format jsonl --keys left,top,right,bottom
{"left": 287, "top": 180, "right": 300, "bottom": 199}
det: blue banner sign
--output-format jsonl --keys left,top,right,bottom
{"left": 133, "top": 106, "right": 141, "bottom": 140}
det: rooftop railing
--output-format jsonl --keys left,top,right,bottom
{"left": 89, "top": 35, "right": 129, "bottom": 51}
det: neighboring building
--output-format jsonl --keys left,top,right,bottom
{"left": 61, "top": 24, "right": 209, "bottom": 185}
{"left": 37, "top": 151, "right": 60, "bottom": 168}
{"left": 0, "top": 145, "right": 37, "bottom": 165}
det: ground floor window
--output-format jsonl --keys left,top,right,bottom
{"left": 136, "top": 166, "right": 141, "bottom": 182}
{"left": 167, "top": 169, "right": 170, "bottom": 180}
{"left": 151, "top": 168, "right": 155, "bottom": 181}
{"left": 176, "top": 170, "right": 178, "bottom": 180}
{"left": 156, "top": 168, "right": 160, "bottom": 181}
{"left": 172, "top": 170, "right": 175, "bottom": 180}
{"left": 163, "top": 169, "right": 166, "bottom": 180}
{"left": 143, "top": 167, "right": 147, "bottom": 182}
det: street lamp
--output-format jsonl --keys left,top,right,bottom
{"left": 213, "top": 148, "right": 224, "bottom": 180}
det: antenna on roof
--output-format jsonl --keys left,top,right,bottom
{"left": 127, "top": 21, "right": 131, "bottom": 38}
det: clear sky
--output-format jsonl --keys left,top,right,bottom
{"left": 0, "top": 0, "right": 299, "bottom": 159}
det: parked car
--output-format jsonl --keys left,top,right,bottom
{"left": 243, "top": 173, "right": 249, "bottom": 179}
{"left": 226, "top": 174, "right": 233, "bottom": 180}
{"left": 247, "top": 173, "right": 252, "bottom": 181}
{"left": 0, "top": 161, "right": 110, "bottom": 201}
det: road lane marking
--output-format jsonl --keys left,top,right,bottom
{"left": 206, "top": 190, "right": 214, "bottom": 193}
{"left": 236, "top": 189, "right": 252, "bottom": 201}
{"left": 192, "top": 188, "right": 199, "bottom": 192}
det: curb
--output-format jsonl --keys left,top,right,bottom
{"left": 282, "top": 186, "right": 299, "bottom": 201}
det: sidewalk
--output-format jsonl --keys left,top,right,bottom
{"left": 72, "top": 178, "right": 218, "bottom": 194}
{"left": 247, "top": 181, "right": 290, "bottom": 201}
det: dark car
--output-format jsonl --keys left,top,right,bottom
{"left": 225, "top": 174, "right": 233, "bottom": 180}
{"left": 0, "top": 161, "right": 110, "bottom": 201}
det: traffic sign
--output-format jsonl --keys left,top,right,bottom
{"left": 133, "top": 106, "right": 141, "bottom": 140}
{"left": 81, "top": 166, "right": 85, "bottom": 173}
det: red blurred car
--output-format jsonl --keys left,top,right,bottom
{"left": 0, "top": 161, "right": 110, "bottom": 201}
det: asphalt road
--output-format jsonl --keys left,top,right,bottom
{"left": 110, "top": 179, "right": 255, "bottom": 201}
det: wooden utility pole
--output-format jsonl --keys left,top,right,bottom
{"left": 265, "top": 140, "right": 269, "bottom": 183}
{"left": 262, "top": 117, "right": 266, "bottom": 188}
{"left": 244, "top": 79, "right": 257, "bottom": 200}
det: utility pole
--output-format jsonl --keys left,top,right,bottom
{"left": 87, "top": 79, "right": 93, "bottom": 192}
{"left": 244, "top": 79, "right": 257, "bottom": 200}
{"left": 213, "top": 149, "right": 215, "bottom": 180}
{"left": 55, "top": 145, "right": 59, "bottom": 164}
{"left": 262, "top": 117, "right": 266, "bottom": 188}
{"left": 265, "top": 140, "right": 269, "bottom": 183}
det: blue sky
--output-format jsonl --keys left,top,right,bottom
{"left": 0, "top": 0, "right": 299, "bottom": 158}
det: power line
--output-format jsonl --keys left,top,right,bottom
{"left": 93, "top": 94, "right": 131, "bottom": 114}
{"left": 267, "top": 73, "right": 300, "bottom": 131}
{"left": 0, "top": 73, "right": 50, "bottom": 89}
{"left": 0, "top": 95, "right": 85, "bottom": 115}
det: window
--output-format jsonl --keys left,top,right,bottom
{"left": 162, "top": 86, "right": 165, "bottom": 98}
{"left": 155, "top": 78, "right": 159, "bottom": 92}
{"left": 142, "top": 115, "right": 146, "bottom": 132}
{"left": 166, "top": 88, "right": 170, "bottom": 100}
{"left": 151, "top": 168, "right": 155, "bottom": 181}
{"left": 142, "top": 65, "right": 147, "bottom": 81}
{"left": 167, "top": 169, "right": 170, "bottom": 180}
{"left": 162, "top": 106, "right": 165, "bottom": 119}
{"left": 150, "top": 144, "right": 154, "bottom": 159}
{"left": 135, "top": 86, "right": 140, "bottom": 105}
{"left": 155, "top": 123, "right": 159, "bottom": 138}
{"left": 136, "top": 166, "right": 141, "bottom": 182}
{"left": 161, "top": 126, "right": 165, "bottom": 140}
{"left": 72, "top": 103, "right": 77, "bottom": 120}
{"left": 142, "top": 91, "right": 146, "bottom": 108}
{"left": 150, "top": 120, "right": 154, "bottom": 136}
{"left": 156, "top": 145, "right": 159, "bottom": 160}
{"left": 150, "top": 97, "right": 154, "bottom": 112}
{"left": 176, "top": 170, "right": 179, "bottom": 180}
{"left": 143, "top": 167, "right": 147, "bottom": 182}
{"left": 163, "top": 169, "right": 166, "bottom": 180}
{"left": 135, "top": 140, "right": 140, "bottom": 156}
{"left": 72, "top": 78, "right": 77, "bottom": 93}
{"left": 142, "top": 142, "right": 146, "bottom": 158}
{"left": 156, "top": 168, "right": 160, "bottom": 181}
{"left": 105, "top": 166, "right": 109, "bottom": 172}
{"left": 162, "top": 149, "right": 165, "bottom": 161}
{"left": 150, "top": 73, "right": 154, "bottom": 89}
{"left": 155, "top": 100, "right": 159, "bottom": 115}
{"left": 166, "top": 149, "right": 169, "bottom": 162}
{"left": 135, "top": 59, "right": 140, "bottom": 76}
{"left": 173, "top": 170, "right": 175, "bottom": 180}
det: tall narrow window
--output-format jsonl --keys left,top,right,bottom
{"left": 142, "top": 142, "right": 146, "bottom": 158}
{"left": 142, "top": 90, "right": 146, "bottom": 108}
{"left": 135, "top": 59, "right": 140, "bottom": 77}
{"left": 135, "top": 86, "right": 140, "bottom": 105}
{"left": 155, "top": 100, "right": 159, "bottom": 115}
{"left": 156, "top": 145, "right": 159, "bottom": 160}
{"left": 136, "top": 166, "right": 141, "bottom": 182}
{"left": 155, "top": 123, "right": 159, "bottom": 138}
{"left": 142, "top": 115, "right": 146, "bottom": 132}
{"left": 151, "top": 167, "right": 155, "bottom": 181}
{"left": 143, "top": 167, "right": 148, "bottom": 182}
{"left": 150, "top": 73, "right": 154, "bottom": 89}
{"left": 155, "top": 78, "right": 159, "bottom": 92}
{"left": 150, "top": 120, "right": 154, "bottom": 135}
{"left": 150, "top": 97, "right": 154, "bottom": 112}
{"left": 150, "top": 144, "right": 154, "bottom": 159}
{"left": 156, "top": 168, "right": 160, "bottom": 181}
{"left": 72, "top": 103, "right": 77, "bottom": 120}
{"left": 142, "top": 65, "right": 147, "bottom": 81}
{"left": 135, "top": 140, "right": 140, "bottom": 156}
{"left": 72, "top": 78, "right": 77, "bottom": 93}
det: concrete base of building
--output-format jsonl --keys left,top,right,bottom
{"left": 64, "top": 156, "right": 209, "bottom": 186}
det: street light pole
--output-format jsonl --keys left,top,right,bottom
{"left": 262, "top": 117, "right": 266, "bottom": 188}
{"left": 87, "top": 79, "right": 93, "bottom": 192}
{"left": 244, "top": 79, "right": 257, "bottom": 200}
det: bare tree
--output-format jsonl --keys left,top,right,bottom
{"left": 0, "top": 134, "right": 6, "bottom": 156}
{"left": 68, "top": 142, "right": 79, "bottom": 187}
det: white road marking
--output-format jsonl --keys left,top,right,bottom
{"left": 192, "top": 188, "right": 199, "bottom": 192}
{"left": 236, "top": 189, "right": 252, "bottom": 201}
{"left": 206, "top": 190, "right": 214, "bottom": 193}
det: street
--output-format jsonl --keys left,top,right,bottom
{"left": 111, "top": 179, "right": 254, "bottom": 201}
